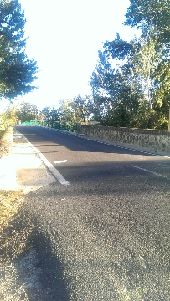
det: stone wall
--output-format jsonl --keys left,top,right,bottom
{"left": 78, "top": 125, "right": 170, "bottom": 154}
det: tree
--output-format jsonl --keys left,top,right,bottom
{"left": 125, "top": 0, "right": 170, "bottom": 44}
{"left": 17, "top": 102, "right": 38, "bottom": 123}
{"left": 58, "top": 99, "right": 75, "bottom": 130}
{"left": 125, "top": 0, "right": 170, "bottom": 129}
{"left": 71, "top": 95, "right": 93, "bottom": 123}
{"left": 90, "top": 40, "right": 142, "bottom": 127}
{"left": 41, "top": 107, "right": 60, "bottom": 128}
{"left": 90, "top": 0, "right": 170, "bottom": 129}
{"left": 0, "top": 0, "right": 37, "bottom": 100}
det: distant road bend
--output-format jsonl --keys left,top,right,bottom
{"left": 17, "top": 126, "right": 170, "bottom": 301}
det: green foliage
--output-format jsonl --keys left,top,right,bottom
{"left": 104, "top": 33, "right": 135, "bottom": 60}
{"left": 40, "top": 96, "right": 93, "bottom": 131}
{"left": 90, "top": 42, "right": 142, "bottom": 127}
{"left": 0, "top": 0, "right": 37, "bottom": 100}
{"left": 0, "top": 108, "right": 17, "bottom": 130}
{"left": 41, "top": 107, "right": 61, "bottom": 128}
{"left": 16, "top": 102, "right": 38, "bottom": 123}
{"left": 59, "top": 99, "right": 79, "bottom": 131}
{"left": 125, "top": 0, "right": 170, "bottom": 43}
{"left": 90, "top": 0, "right": 170, "bottom": 130}
{"left": 57, "top": 96, "right": 92, "bottom": 130}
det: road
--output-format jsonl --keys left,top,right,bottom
{"left": 16, "top": 126, "right": 170, "bottom": 301}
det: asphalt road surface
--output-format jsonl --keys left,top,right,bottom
{"left": 16, "top": 126, "right": 170, "bottom": 301}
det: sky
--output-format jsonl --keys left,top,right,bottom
{"left": 18, "top": 0, "right": 137, "bottom": 109}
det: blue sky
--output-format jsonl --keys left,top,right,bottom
{"left": 19, "top": 0, "right": 137, "bottom": 109}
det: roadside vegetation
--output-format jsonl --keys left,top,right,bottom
{"left": 0, "top": 0, "right": 37, "bottom": 154}
{"left": 0, "top": 0, "right": 170, "bottom": 299}
{"left": 0, "top": 191, "right": 23, "bottom": 234}
{"left": 0, "top": 108, "right": 17, "bottom": 157}
{"left": 16, "top": 0, "right": 170, "bottom": 131}
{"left": 0, "top": 190, "right": 38, "bottom": 301}
{"left": 0, "top": 190, "right": 31, "bottom": 266}
{"left": 0, "top": 1, "right": 38, "bottom": 299}
{"left": 0, "top": 191, "right": 34, "bottom": 266}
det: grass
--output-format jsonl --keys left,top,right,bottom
{"left": 0, "top": 191, "right": 23, "bottom": 233}
{"left": 0, "top": 130, "right": 9, "bottom": 157}
{"left": 0, "top": 130, "right": 4, "bottom": 138}
{"left": 0, "top": 190, "right": 35, "bottom": 263}
{"left": 0, "top": 191, "right": 30, "bottom": 263}
{"left": 0, "top": 191, "right": 39, "bottom": 300}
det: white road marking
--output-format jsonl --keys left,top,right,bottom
{"left": 21, "top": 136, "right": 70, "bottom": 186}
{"left": 133, "top": 165, "right": 167, "bottom": 178}
{"left": 54, "top": 160, "right": 67, "bottom": 164}
{"left": 38, "top": 154, "right": 70, "bottom": 186}
{"left": 164, "top": 155, "right": 170, "bottom": 159}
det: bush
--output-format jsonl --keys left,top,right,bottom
{"left": 0, "top": 109, "right": 17, "bottom": 156}
{"left": 0, "top": 109, "right": 17, "bottom": 131}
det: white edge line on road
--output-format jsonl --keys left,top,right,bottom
{"left": 133, "top": 165, "right": 168, "bottom": 179}
{"left": 18, "top": 132, "right": 70, "bottom": 186}
{"left": 37, "top": 152, "right": 70, "bottom": 186}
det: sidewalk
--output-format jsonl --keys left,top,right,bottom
{"left": 0, "top": 131, "right": 55, "bottom": 193}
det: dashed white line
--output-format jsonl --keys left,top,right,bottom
{"left": 133, "top": 165, "right": 168, "bottom": 178}
{"left": 54, "top": 160, "right": 67, "bottom": 164}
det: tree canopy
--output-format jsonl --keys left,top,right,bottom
{"left": 14, "top": 0, "right": 170, "bottom": 131}
{"left": 0, "top": 0, "right": 37, "bottom": 100}
{"left": 125, "top": 0, "right": 170, "bottom": 43}
{"left": 90, "top": 0, "right": 170, "bottom": 129}
{"left": 16, "top": 102, "right": 38, "bottom": 123}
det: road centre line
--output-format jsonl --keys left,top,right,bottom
{"left": 54, "top": 160, "right": 67, "bottom": 164}
{"left": 20, "top": 134, "right": 70, "bottom": 186}
{"left": 133, "top": 165, "right": 168, "bottom": 179}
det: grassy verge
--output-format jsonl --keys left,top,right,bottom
{"left": 0, "top": 191, "right": 38, "bottom": 301}
{"left": 0, "top": 190, "right": 35, "bottom": 263}
{"left": 0, "top": 129, "right": 10, "bottom": 158}
{"left": 0, "top": 191, "right": 23, "bottom": 233}
{"left": 0, "top": 130, "right": 5, "bottom": 138}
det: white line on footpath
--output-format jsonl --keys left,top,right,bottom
{"left": 133, "top": 165, "right": 168, "bottom": 178}
{"left": 21, "top": 136, "right": 70, "bottom": 186}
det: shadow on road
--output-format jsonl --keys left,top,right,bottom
{"left": 55, "top": 159, "right": 170, "bottom": 184}
{"left": 15, "top": 227, "right": 71, "bottom": 301}
{"left": 16, "top": 126, "right": 158, "bottom": 156}
{"left": 31, "top": 230, "right": 70, "bottom": 301}
{"left": 2, "top": 207, "right": 70, "bottom": 301}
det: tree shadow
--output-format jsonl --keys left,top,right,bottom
{"left": 14, "top": 227, "right": 71, "bottom": 301}
{"left": 16, "top": 126, "right": 159, "bottom": 156}
{"left": 54, "top": 159, "right": 170, "bottom": 184}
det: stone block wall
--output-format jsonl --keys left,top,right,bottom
{"left": 78, "top": 125, "right": 170, "bottom": 154}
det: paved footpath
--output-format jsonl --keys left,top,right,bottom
{"left": 0, "top": 130, "right": 55, "bottom": 192}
